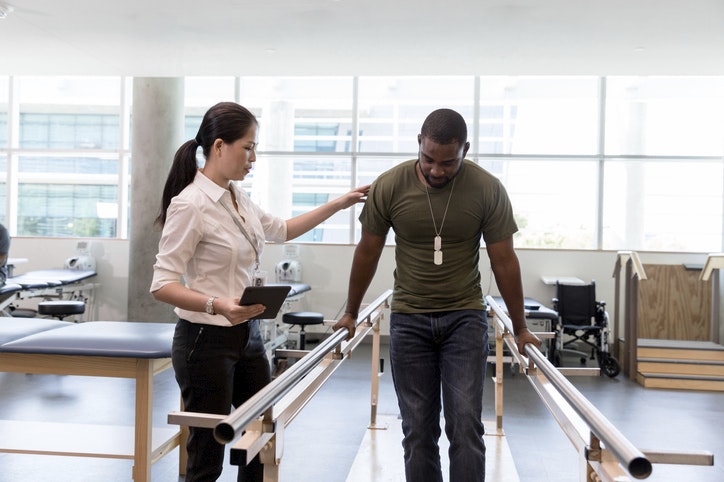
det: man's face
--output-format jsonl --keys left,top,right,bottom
{"left": 417, "top": 135, "right": 470, "bottom": 188}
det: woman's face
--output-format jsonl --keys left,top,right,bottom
{"left": 218, "top": 123, "right": 259, "bottom": 181}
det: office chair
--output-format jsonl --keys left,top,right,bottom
{"left": 550, "top": 281, "right": 620, "bottom": 377}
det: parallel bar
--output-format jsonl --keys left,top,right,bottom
{"left": 486, "top": 295, "right": 652, "bottom": 480}
{"left": 214, "top": 290, "right": 393, "bottom": 444}
{"left": 526, "top": 347, "right": 651, "bottom": 478}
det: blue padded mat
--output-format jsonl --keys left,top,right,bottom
{"left": 0, "top": 317, "right": 70, "bottom": 345}
{"left": 16, "top": 269, "right": 96, "bottom": 284}
{"left": 7, "top": 269, "right": 96, "bottom": 288}
{"left": 0, "top": 283, "right": 23, "bottom": 296}
{"left": 0, "top": 321, "right": 174, "bottom": 358}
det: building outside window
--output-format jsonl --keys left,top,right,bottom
{"left": 4, "top": 76, "right": 127, "bottom": 237}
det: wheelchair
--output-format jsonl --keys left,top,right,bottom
{"left": 549, "top": 280, "right": 621, "bottom": 378}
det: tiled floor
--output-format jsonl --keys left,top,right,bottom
{"left": 0, "top": 342, "right": 722, "bottom": 482}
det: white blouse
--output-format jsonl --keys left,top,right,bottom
{"left": 151, "top": 171, "right": 287, "bottom": 326}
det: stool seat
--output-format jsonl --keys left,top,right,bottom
{"left": 10, "top": 308, "right": 38, "bottom": 318}
{"left": 38, "top": 300, "right": 86, "bottom": 320}
{"left": 282, "top": 311, "right": 324, "bottom": 350}
{"left": 282, "top": 311, "right": 324, "bottom": 326}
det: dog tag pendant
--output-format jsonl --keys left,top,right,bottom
{"left": 433, "top": 236, "right": 443, "bottom": 265}
{"left": 434, "top": 250, "right": 443, "bottom": 265}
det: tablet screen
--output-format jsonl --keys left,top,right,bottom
{"left": 239, "top": 285, "right": 292, "bottom": 319}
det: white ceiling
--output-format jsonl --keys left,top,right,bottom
{"left": 1, "top": 0, "right": 724, "bottom": 77}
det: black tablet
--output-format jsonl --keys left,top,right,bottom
{"left": 239, "top": 285, "right": 292, "bottom": 319}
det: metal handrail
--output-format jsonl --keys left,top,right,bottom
{"left": 486, "top": 295, "right": 653, "bottom": 479}
{"left": 214, "top": 290, "right": 392, "bottom": 444}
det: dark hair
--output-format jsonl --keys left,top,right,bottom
{"left": 155, "top": 102, "right": 258, "bottom": 226}
{"left": 420, "top": 108, "right": 468, "bottom": 146}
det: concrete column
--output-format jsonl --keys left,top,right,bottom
{"left": 128, "top": 78, "right": 184, "bottom": 323}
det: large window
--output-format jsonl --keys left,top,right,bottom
{"left": 602, "top": 159, "right": 723, "bottom": 251}
{"left": 605, "top": 77, "right": 724, "bottom": 156}
{"left": 497, "top": 159, "right": 599, "bottom": 249}
{"left": 237, "top": 77, "right": 357, "bottom": 242}
{"left": 602, "top": 77, "right": 724, "bottom": 251}
{"left": 357, "top": 76, "right": 475, "bottom": 153}
{"left": 0, "top": 77, "right": 8, "bottom": 225}
{"left": 2, "top": 76, "right": 127, "bottom": 237}
{"left": 476, "top": 77, "right": 601, "bottom": 248}
{"left": 0, "top": 75, "right": 722, "bottom": 252}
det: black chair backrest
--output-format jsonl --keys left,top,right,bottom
{"left": 556, "top": 281, "right": 597, "bottom": 326}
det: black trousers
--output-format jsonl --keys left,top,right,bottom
{"left": 172, "top": 318, "right": 271, "bottom": 482}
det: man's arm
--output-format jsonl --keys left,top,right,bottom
{"left": 486, "top": 236, "right": 541, "bottom": 355}
{"left": 333, "top": 227, "right": 386, "bottom": 340}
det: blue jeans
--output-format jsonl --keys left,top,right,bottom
{"left": 389, "top": 310, "right": 489, "bottom": 482}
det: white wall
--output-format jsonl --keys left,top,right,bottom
{"left": 261, "top": 244, "right": 713, "bottom": 337}
{"left": 8, "top": 238, "right": 714, "bottom": 337}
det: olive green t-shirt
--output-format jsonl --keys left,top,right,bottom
{"left": 360, "top": 159, "right": 518, "bottom": 313}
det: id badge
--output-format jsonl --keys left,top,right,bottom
{"left": 252, "top": 268, "right": 267, "bottom": 287}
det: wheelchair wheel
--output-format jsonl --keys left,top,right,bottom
{"left": 599, "top": 354, "right": 621, "bottom": 378}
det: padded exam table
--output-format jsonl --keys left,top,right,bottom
{"left": 0, "top": 269, "right": 98, "bottom": 317}
{"left": 5, "top": 268, "right": 97, "bottom": 292}
{"left": 0, "top": 318, "right": 181, "bottom": 481}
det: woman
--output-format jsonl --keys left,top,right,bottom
{"left": 151, "top": 101, "right": 368, "bottom": 481}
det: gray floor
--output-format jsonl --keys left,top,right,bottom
{"left": 0, "top": 341, "right": 722, "bottom": 482}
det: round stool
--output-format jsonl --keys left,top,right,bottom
{"left": 38, "top": 300, "right": 86, "bottom": 321}
{"left": 282, "top": 311, "right": 324, "bottom": 350}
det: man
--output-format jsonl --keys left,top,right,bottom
{"left": 334, "top": 108, "right": 540, "bottom": 482}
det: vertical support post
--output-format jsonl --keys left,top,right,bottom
{"left": 612, "top": 259, "right": 622, "bottom": 361}
{"left": 584, "top": 434, "right": 602, "bottom": 481}
{"left": 369, "top": 314, "right": 382, "bottom": 428}
{"left": 700, "top": 253, "right": 724, "bottom": 343}
{"left": 622, "top": 258, "right": 632, "bottom": 378}
{"left": 625, "top": 259, "right": 640, "bottom": 381}
{"left": 179, "top": 396, "right": 188, "bottom": 476}
{"left": 260, "top": 407, "right": 280, "bottom": 482}
{"left": 133, "top": 359, "right": 153, "bottom": 482}
{"left": 494, "top": 319, "right": 504, "bottom": 434}
{"left": 615, "top": 251, "right": 646, "bottom": 381}
{"left": 711, "top": 270, "right": 720, "bottom": 344}
{"left": 262, "top": 452, "right": 280, "bottom": 482}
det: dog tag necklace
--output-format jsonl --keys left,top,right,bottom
{"left": 424, "top": 176, "right": 456, "bottom": 265}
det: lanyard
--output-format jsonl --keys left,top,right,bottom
{"left": 219, "top": 199, "right": 261, "bottom": 272}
